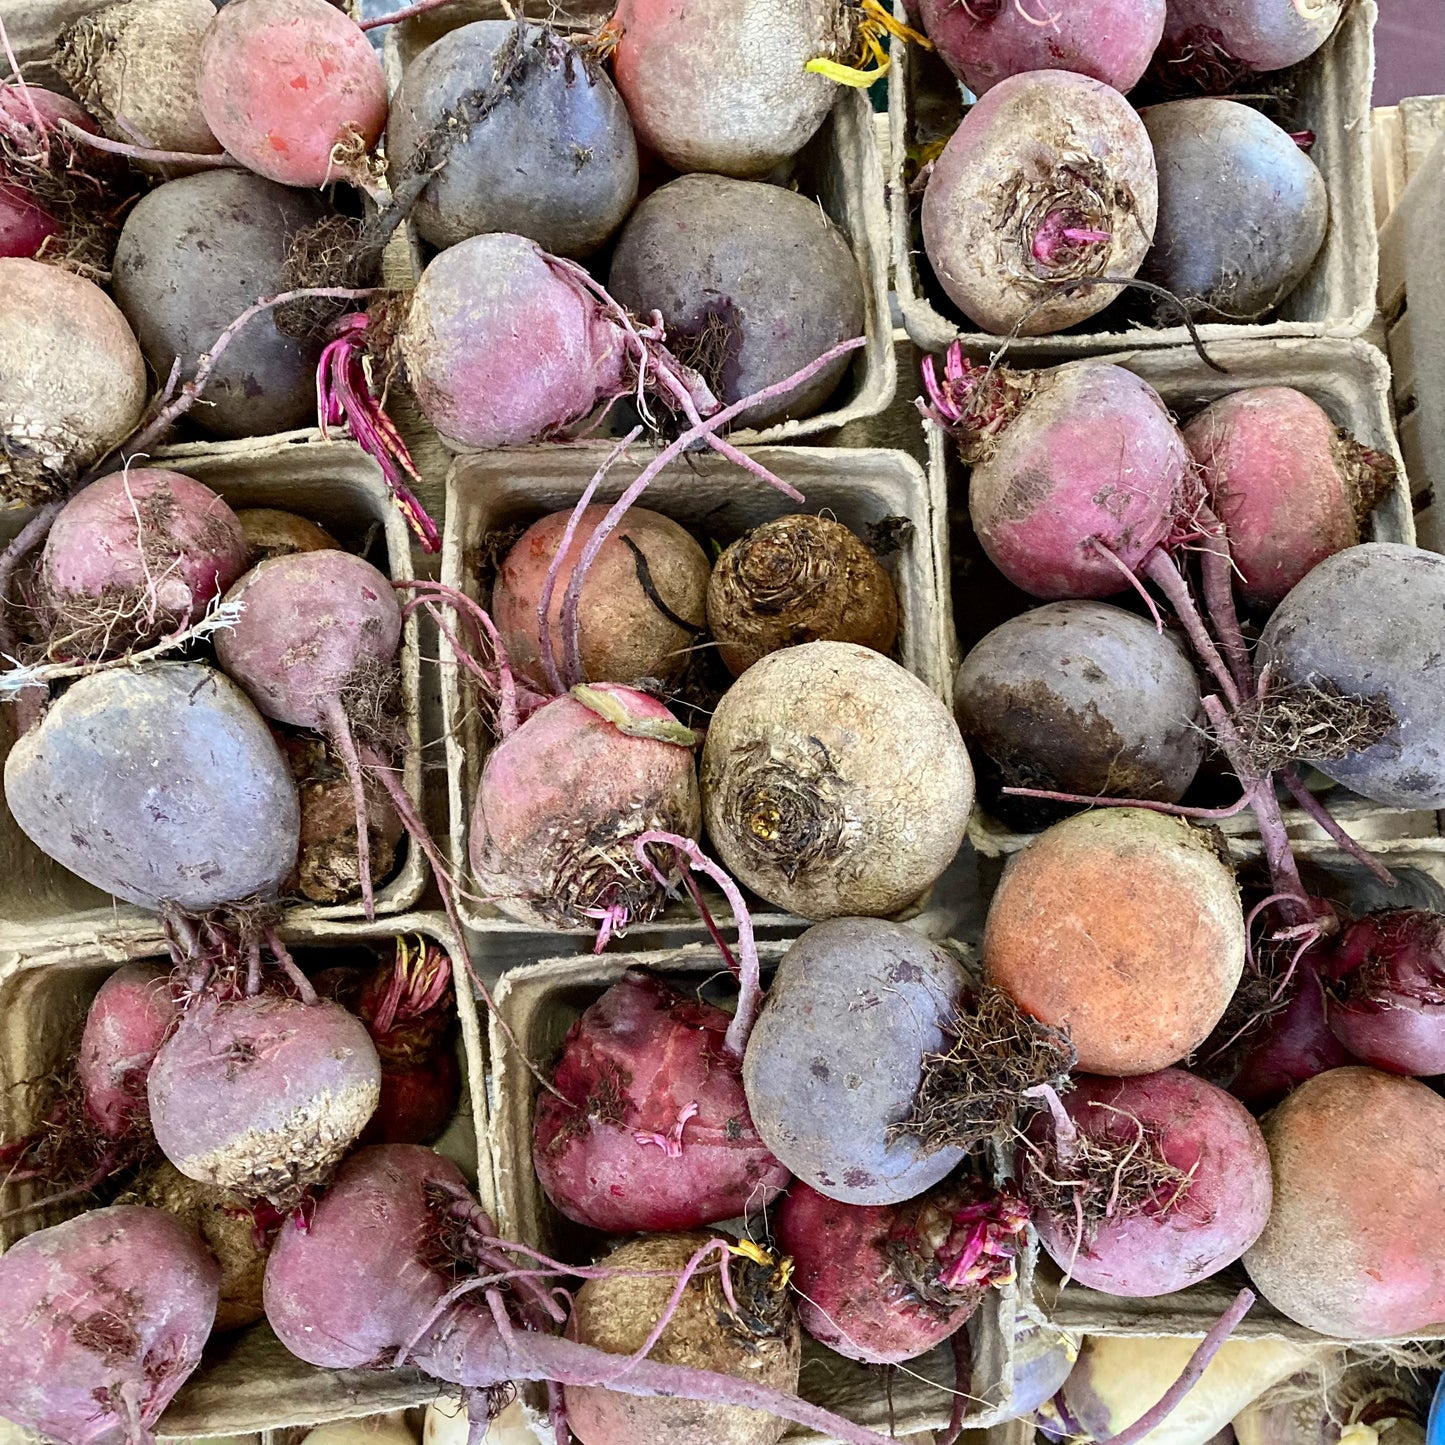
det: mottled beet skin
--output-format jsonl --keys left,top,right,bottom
{"left": 534, "top": 969, "right": 789, "bottom": 1232}
{"left": 1157, "top": 0, "right": 1344, "bottom": 76}
{"left": 1024, "top": 1069, "right": 1272, "bottom": 1297}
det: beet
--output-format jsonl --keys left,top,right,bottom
{"left": 534, "top": 968, "right": 789, "bottom": 1232}
{"left": 78, "top": 962, "right": 177, "bottom": 1139}
{"left": 1156, "top": 0, "right": 1346, "bottom": 83}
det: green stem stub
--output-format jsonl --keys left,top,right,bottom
{"left": 571, "top": 684, "right": 697, "bottom": 747}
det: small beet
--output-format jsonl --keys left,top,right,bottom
{"left": 78, "top": 962, "right": 178, "bottom": 1139}
{"left": 534, "top": 968, "right": 789, "bottom": 1233}
{"left": 387, "top": 21, "right": 638, "bottom": 258}
{"left": 492, "top": 505, "right": 709, "bottom": 693}
{"left": 234, "top": 508, "right": 338, "bottom": 566}
{"left": 921, "top": 70, "right": 1157, "bottom": 336}
{"left": 1156, "top": 0, "right": 1346, "bottom": 82}
{"left": 1141, "top": 100, "right": 1328, "bottom": 324}
{"left": 706, "top": 514, "right": 898, "bottom": 677}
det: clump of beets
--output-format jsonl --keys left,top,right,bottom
{"left": 706, "top": 514, "right": 899, "bottom": 678}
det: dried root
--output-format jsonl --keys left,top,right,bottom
{"left": 1230, "top": 679, "right": 1397, "bottom": 775}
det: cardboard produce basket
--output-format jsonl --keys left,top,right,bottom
{"left": 0, "top": 911, "right": 491, "bottom": 1435}
{"left": 888, "top": 2, "right": 1381, "bottom": 360}
{"left": 385, "top": 2, "right": 896, "bottom": 445}
{"left": 438, "top": 442, "right": 946, "bottom": 954}
{"left": 0, "top": 433, "right": 428, "bottom": 938}
{"left": 488, "top": 940, "right": 1023, "bottom": 1441}
{"left": 923, "top": 335, "right": 1441, "bottom": 866}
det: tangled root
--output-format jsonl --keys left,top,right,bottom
{"left": 338, "top": 653, "right": 407, "bottom": 758}
{"left": 277, "top": 215, "right": 381, "bottom": 339}
{"left": 1231, "top": 679, "right": 1398, "bottom": 774}
{"left": 890, "top": 986, "right": 1077, "bottom": 1155}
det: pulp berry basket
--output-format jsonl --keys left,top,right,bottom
{"left": 488, "top": 941, "right": 1024, "bottom": 1440}
{"left": 384, "top": 0, "right": 896, "bottom": 445}
{"left": 888, "top": 1, "right": 1381, "bottom": 360}
{"left": 923, "top": 335, "right": 1443, "bottom": 866}
{"left": 437, "top": 442, "right": 948, "bottom": 954}
{"left": 0, "top": 911, "right": 490, "bottom": 1435}
{"left": 0, "top": 432, "right": 428, "bottom": 938}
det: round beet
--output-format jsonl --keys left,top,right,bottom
{"left": 148, "top": 992, "right": 381, "bottom": 1202}
{"left": 4, "top": 662, "right": 301, "bottom": 913}
{"left": 1184, "top": 387, "right": 1396, "bottom": 610}
{"left": 40, "top": 468, "right": 249, "bottom": 658}
{"left": 1257, "top": 544, "right": 1445, "bottom": 810}
{"left": 1322, "top": 910, "right": 1445, "bottom": 1077}
{"left": 608, "top": 174, "right": 865, "bottom": 427}
{"left": 197, "top": 0, "right": 387, "bottom": 188}
{"left": 707, "top": 515, "right": 898, "bottom": 677}
{"left": 0, "top": 258, "right": 147, "bottom": 505}
{"left": 964, "top": 363, "right": 1188, "bottom": 600}
{"left": 234, "top": 508, "right": 337, "bottom": 566}
{"left": 470, "top": 686, "right": 700, "bottom": 931}
{"left": 954, "top": 600, "right": 1204, "bottom": 829}
{"left": 0, "top": 1205, "right": 220, "bottom": 1445}
{"left": 112, "top": 170, "right": 331, "bottom": 439}
{"left": 701, "top": 642, "right": 973, "bottom": 919}
{"left": 534, "top": 968, "right": 789, "bottom": 1232}
{"left": 54, "top": 0, "right": 221, "bottom": 160}
{"left": 919, "top": 0, "right": 1165, "bottom": 95}
{"left": 1157, "top": 0, "right": 1346, "bottom": 81}
{"left": 984, "top": 809, "right": 1246, "bottom": 1076}
{"left": 921, "top": 71, "right": 1157, "bottom": 336}
{"left": 0, "top": 182, "right": 58, "bottom": 259}
{"left": 1022, "top": 1070, "right": 1272, "bottom": 1297}
{"left": 399, "top": 232, "right": 626, "bottom": 448}
{"left": 387, "top": 21, "right": 638, "bottom": 258}
{"left": 492, "top": 505, "right": 710, "bottom": 692}
{"left": 611, "top": 0, "right": 847, "bottom": 177}
{"left": 1141, "top": 100, "right": 1328, "bottom": 324}
{"left": 743, "top": 918, "right": 971, "bottom": 1206}
{"left": 78, "top": 962, "right": 178, "bottom": 1138}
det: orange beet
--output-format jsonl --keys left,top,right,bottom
{"left": 983, "top": 809, "right": 1245, "bottom": 1075}
{"left": 1244, "top": 1067, "right": 1445, "bottom": 1338}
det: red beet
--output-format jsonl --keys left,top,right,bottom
{"left": 1322, "top": 910, "right": 1445, "bottom": 1077}
{"left": 534, "top": 967, "right": 789, "bottom": 1232}
{"left": 776, "top": 1179, "right": 1026, "bottom": 1365}
{"left": 77, "top": 961, "right": 177, "bottom": 1138}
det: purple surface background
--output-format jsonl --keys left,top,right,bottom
{"left": 1374, "top": 0, "right": 1445, "bottom": 105}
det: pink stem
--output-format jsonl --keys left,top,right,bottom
{"left": 1195, "top": 504, "right": 1254, "bottom": 696}
{"left": 56, "top": 117, "right": 240, "bottom": 169}
{"left": 936, "top": 1330, "right": 971, "bottom": 1445}
{"left": 1095, "top": 1291, "right": 1255, "bottom": 1445}
{"left": 1141, "top": 548, "right": 1242, "bottom": 708}
{"left": 1088, "top": 537, "right": 1166, "bottom": 631}
{"left": 537, "top": 426, "right": 644, "bottom": 696}
{"left": 634, "top": 832, "right": 760, "bottom": 1059}
{"left": 681, "top": 871, "right": 741, "bottom": 977}
{"left": 1001, "top": 786, "right": 1255, "bottom": 821}
{"left": 557, "top": 339, "right": 860, "bottom": 683}
{"left": 358, "top": 0, "right": 459, "bottom": 28}
{"left": 1279, "top": 767, "right": 1395, "bottom": 887}
{"left": 320, "top": 694, "right": 375, "bottom": 922}
{"left": 266, "top": 930, "right": 319, "bottom": 1005}
{"left": 1023, "top": 1083, "right": 1078, "bottom": 1165}
{"left": 1032, "top": 211, "right": 1111, "bottom": 267}
{"left": 358, "top": 743, "right": 565, "bottom": 1101}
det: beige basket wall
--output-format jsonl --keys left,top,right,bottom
{"left": 386, "top": 4, "right": 896, "bottom": 444}
{"left": 0, "top": 434, "right": 428, "bottom": 938}
{"left": 889, "top": 2, "right": 1380, "bottom": 359}
{"left": 923, "top": 336, "right": 1441, "bottom": 865}
{"left": 0, "top": 911, "right": 491, "bottom": 1435}
{"left": 439, "top": 443, "right": 946, "bottom": 942}
{"left": 488, "top": 941, "right": 1021, "bottom": 1440}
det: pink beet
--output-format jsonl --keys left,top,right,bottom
{"left": 1022, "top": 1070, "right": 1272, "bottom": 1297}
{"left": 78, "top": 962, "right": 178, "bottom": 1138}
{"left": 0, "top": 1205, "right": 220, "bottom": 1445}
{"left": 0, "top": 184, "right": 58, "bottom": 259}
{"left": 197, "top": 0, "right": 388, "bottom": 188}
{"left": 1184, "top": 388, "right": 1396, "bottom": 611}
{"left": 40, "top": 468, "right": 249, "bottom": 657}
{"left": 1322, "top": 910, "right": 1445, "bottom": 1077}
{"left": 0, "top": 86, "right": 96, "bottom": 260}
{"left": 776, "top": 1179, "right": 1027, "bottom": 1365}
{"left": 1156, "top": 0, "right": 1345, "bottom": 82}
{"left": 534, "top": 968, "right": 789, "bottom": 1233}
{"left": 470, "top": 684, "right": 700, "bottom": 932}
{"left": 263, "top": 1143, "right": 908, "bottom": 1445}
{"left": 918, "top": 0, "right": 1165, "bottom": 97}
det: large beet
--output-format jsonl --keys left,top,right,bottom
{"left": 4, "top": 662, "right": 300, "bottom": 913}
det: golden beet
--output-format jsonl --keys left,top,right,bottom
{"left": 707, "top": 514, "right": 899, "bottom": 677}
{"left": 568, "top": 1231, "right": 800, "bottom": 1445}
{"left": 983, "top": 809, "right": 1244, "bottom": 1075}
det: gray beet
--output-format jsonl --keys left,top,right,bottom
{"left": 743, "top": 918, "right": 968, "bottom": 1206}
{"left": 1258, "top": 544, "right": 1445, "bottom": 810}
{"left": 956, "top": 600, "right": 1205, "bottom": 830}
{"left": 608, "top": 173, "right": 865, "bottom": 428}
{"left": 4, "top": 662, "right": 300, "bottom": 911}
{"left": 1141, "top": 99, "right": 1328, "bottom": 323}
{"left": 387, "top": 22, "right": 638, "bottom": 259}
{"left": 111, "top": 170, "right": 330, "bottom": 439}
